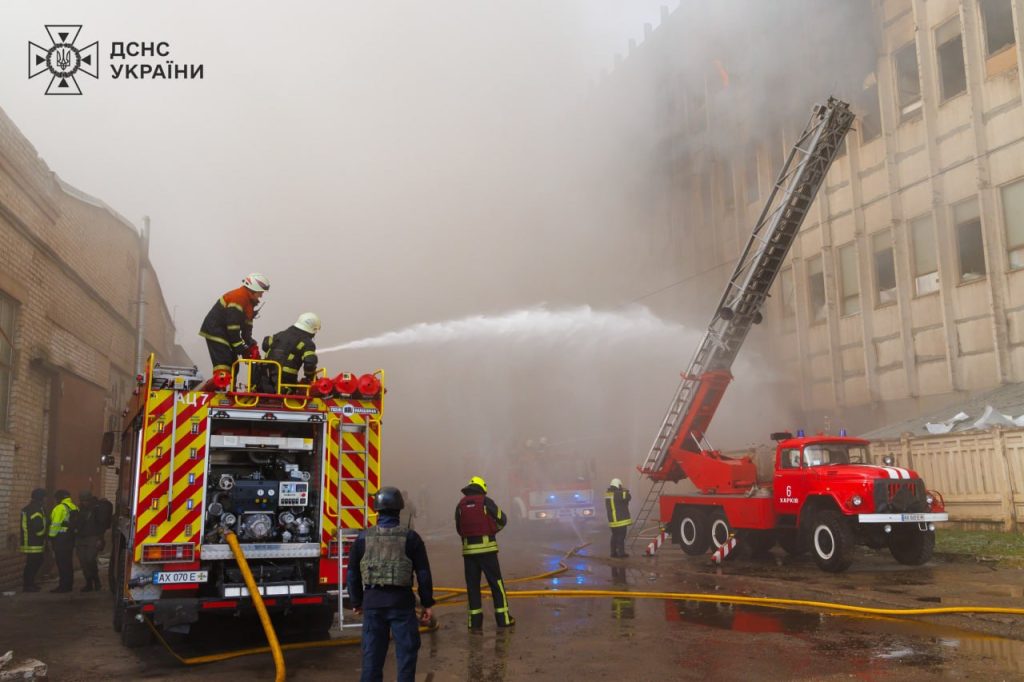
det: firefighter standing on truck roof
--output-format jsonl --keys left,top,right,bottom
{"left": 48, "top": 489, "right": 78, "bottom": 593}
{"left": 605, "top": 478, "right": 632, "bottom": 558}
{"left": 198, "top": 273, "right": 270, "bottom": 376}
{"left": 455, "top": 476, "right": 515, "bottom": 629}
{"left": 258, "top": 312, "right": 321, "bottom": 393}
{"left": 347, "top": 487, "right": 435, "bottom": 682}
{"left": 19, "top": 488, "right": 47, "bottom": 592}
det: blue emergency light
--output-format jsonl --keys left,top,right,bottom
{"left": 839, "top": 428, "right": 847, "bottom": 436}
{"left": 797, "top": 429, "right": 805, "bottom": 437}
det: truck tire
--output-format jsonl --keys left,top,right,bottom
{"left": 676, "top": 508, "right": 710, "bottom": 556}
{"left": 707, "top": 510, "right": 733, "bottom": 552}
{"left": 778, "top": 529, "right": 806, "bottom": 557}
{"left": 888, "top": 527, "right": 936, "bottom": 566}
{"left": 809, "top": 510, "right": 855, "bottom": 573}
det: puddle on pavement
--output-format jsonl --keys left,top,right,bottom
{"left": 661, "top": 600, "right": 1024, "bottom": 673}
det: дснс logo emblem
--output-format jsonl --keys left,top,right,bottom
{"left": 28, "top": 25, "right": 99, "bottom": 95}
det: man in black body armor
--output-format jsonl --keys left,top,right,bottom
{"left": 348, "top": 487, "right": 435, "bottom": 682}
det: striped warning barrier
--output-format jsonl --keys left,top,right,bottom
{"left": 645, "top": 530, "right": 670, "bottom": 556}
{"left": 710, "top": 536, "right": 737, "bottom": 563}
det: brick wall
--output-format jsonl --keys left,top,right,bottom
{"left": 0, "top": 106, "right": 183, "bottom": 586}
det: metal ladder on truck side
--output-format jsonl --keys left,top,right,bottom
{"left": 337, "top": 420, "right": 372, "bottom": 630}
{"left": 629, "top": 98, "right": 855, "bottom": 548}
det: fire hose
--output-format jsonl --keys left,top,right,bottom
{"left": 145, "top": 540, "right": 1024, "bottom": 676}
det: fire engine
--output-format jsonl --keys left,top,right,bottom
{"left": 508, "top": 438, "right": 597, "bottom": 523}
{"left": 104, "top": 355, "right": 382, "bottom": 646}
{"left": 630, "top": 98, "right": 948, "bottom": 572}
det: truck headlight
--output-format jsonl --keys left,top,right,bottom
{"left": 850, "top": 495, "right": 862, "bottom": 507}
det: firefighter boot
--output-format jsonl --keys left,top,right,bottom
{"left": 468, "top": 610, "right": 483, "bottom": 631}
{"left": 496, "top": 611, "right": 516, "bottom": 628}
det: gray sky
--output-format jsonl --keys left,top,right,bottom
{"left": 2, "top": 1, "right": 676, "bottom": 362}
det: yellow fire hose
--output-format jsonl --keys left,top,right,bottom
{"left": 146, "top": 539, "right": 1024, "bottom": 676}
{"left": 225, "top": 531, "right": 287, "bottom": 682}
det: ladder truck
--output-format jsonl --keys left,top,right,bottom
{"left": 104, "top": 355, "right": 384, "bottom": 646}
{"left": 629, "top": 98, "right": 948, "bottom": 572}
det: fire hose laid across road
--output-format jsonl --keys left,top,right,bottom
{"left": 143, "top": 539, "right": 1024, "bottom": 678}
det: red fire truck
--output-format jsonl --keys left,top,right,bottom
{"left": 508, "top": 439, "right": 597, "bottom": 523}
{"left": 105, "top": 356, "right": 382, "bottom": 646}
{"left": 630, "top": 98, "right": 948, "bottom": 572}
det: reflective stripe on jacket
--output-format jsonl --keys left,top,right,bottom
{"left": 605, "top": 487, "right": 632, "bottom": 528}
{"left": 20, "top": 504, "right": 46, "bottom": 553}
{"left": 199, "top": 287, "right": 256, "bottom": 352}
{"left": 49, "top": 498, "right": 79, "bottom": 538}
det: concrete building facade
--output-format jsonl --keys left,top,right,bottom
{"left": 601, "top": 0, "right": 1024, "bottom": 436}
{"left": 0, "top": 106, "right": 187, "bottom": 586}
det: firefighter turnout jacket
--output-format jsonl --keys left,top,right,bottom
{"left": 605, "top": 486, "right": 632, "bottom": 528}
{"left": 262, "top": 325, "right": 318, "bottom": 381}
{"left": 456, "top": 484, "right": 507, "bottom": 556}
{"left": 360, "top": 524, "right": 414, "bottom": 588}
{"left": 199, "top": 286, "right": 258, "bottom": 357}
{"left": 19, "top": 502, "right": 46, "bottom": 553}
{"left": 48, "top": 497, "right": 79, "bottom": 538}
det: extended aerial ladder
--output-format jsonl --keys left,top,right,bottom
{"left": 629, "top": 98, "right": 855, "bottom": 547}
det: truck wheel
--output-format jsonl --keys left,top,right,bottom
{"left": 809, "top": 511, "right": 855, "bottom": 573}
{"left": 778, "top": 529, "right": 806, "bottom": 557}
{"left": 888, "top": 527, "right": 936, "bottom": 566}
{"left": 707, "top": 510, "right": 733, "bottom": 552}
{"left": 676, "top": 508, "right": 709, "bottom": 556}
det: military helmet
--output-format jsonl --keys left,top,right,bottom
{"left": 374, "top": 486, "right": 405, "bottom": 513}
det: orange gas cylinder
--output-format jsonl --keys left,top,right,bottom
{"left": 334, "top": 373, "right": 359, "bottom": 395}
{"left": 357, "top": 373, "right": 381, "bottom": 396}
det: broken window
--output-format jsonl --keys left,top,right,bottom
{"left": 980, "top": 0, "right": 1015, "bottom": 56}
{"left": 744, "top": 145, "right": 759, "bottom": 204}
{"left": 1001, "top": 179, "right": 1024, "bottom": 269}
{"left": 894, "top": 41, "right": 922, "bottom": 119}
{"left": 954, "top": 198, "right": 987, "bottom": 282}
{"left": 838, "top": 243, "right": 860, "bottom": 316}
{"left": 859, "top": 81, "right": 882, "bottom": 143}
{"left": 0, "top": 292, "right": 15, "bottom": 428}
{"left": 936, "top": 19, "right": 967, "bottom": 101}
{"left": 910, "top": 214, "right": 940, "bottom": 296}
{"left": 807, "top": 255, "right": 827, "bottom": 323}
{"left": 872, "top": 231, "right": 897, "bottom": 306}
{"left": 779, "top": 267, "right": 796, "bottom": 330}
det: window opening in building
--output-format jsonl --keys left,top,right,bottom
{"left": 859, "top": 81, "right": 882, "bottom": 143}
{"left": 807, "top": 255, "right": 827, "bottom": 323}
{"left": 980, "top": 0, "right": 1015, "bottom": 56}
{"left": 720, "top": 159, "right": 735, "bottom": 211}
{"left": 872, "top": 231, "right": 897, "bottom": 305}
{"left": 955, "top": 198, "right": 986, "bottom": 281}
{"left": 744, "top": 145, "right": 759, "bottom": 204}
{"left": 0, "top": 292, "right": 16, "bottom": 429}
{"left": 779, "top": 267, "right": 796, "bottom": 331}
{"left": 910, "top": 215, "right": 940, "bottom": 296}
{"left": 1001, "top": 179, "right": 1024, "bottom": 269}
{"left": 838, "top": 243, "right": 860, "bottom": 316}
{"left": 936, "top": 19, "right": 967, "bottom": 101}
{"left": 894, "top": 41, "right": 922, "bottom": 118}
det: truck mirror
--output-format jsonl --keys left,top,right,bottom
{"left": 101, "top": 431, "right": 116, "bottom": 456}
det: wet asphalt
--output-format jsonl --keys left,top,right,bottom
{"left": 2, "top": 522, "right": 1023, "bottom": 680}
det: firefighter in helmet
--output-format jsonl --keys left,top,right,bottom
{"left": 48, "top": 489, "right": 79, "bottom": 593}
{"left": 605, "top": 477, "right": 632, "bottom": 558}
{"left": 199, "top": 273, "right": 270, "bottom": 378}
{"left": 455, "top": 475, "right": 515, "bottom": 629}
{"left": 347, "top": 486, "right": 435, "bottom": 682}
{"left": 258, "top": 312, "right": 321, "bottom": 393}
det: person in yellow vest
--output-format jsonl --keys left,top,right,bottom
{"left": 605, "top": 478, "right": 632, "bottom": 558}
{"left": 48, "top": 490, "right": 79, "bottom": 593}
{"left": 19, "top": 488, "right": 47, "bottom": 592}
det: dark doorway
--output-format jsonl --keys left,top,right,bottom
{"left": 46, "top": 370, "right": 105, "bottom": 496}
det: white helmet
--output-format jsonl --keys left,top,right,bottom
{"left": 610, "top": 478, "right": 622, "bottom": 488}
{"left": 294, "top": 312, "right": 321, "bottom": 334}
{"left": 242, "top": 272, "right": 271, "bottom": 293}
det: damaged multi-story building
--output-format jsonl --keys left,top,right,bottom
{"left": 593, "top": 0, "right": 1024, "bottom": 439}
